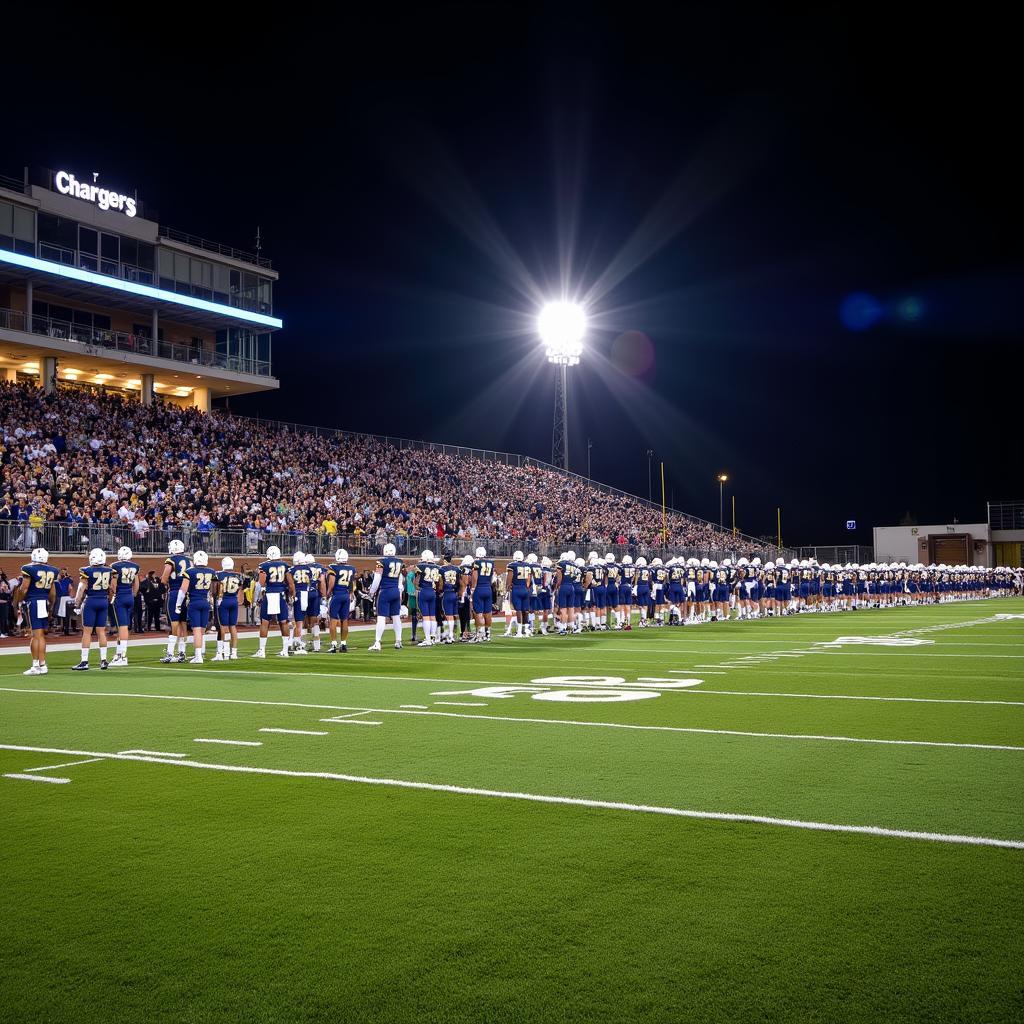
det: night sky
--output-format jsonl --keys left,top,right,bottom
{"left": 5, "top": 7, "right": 1021, "bottom": 545}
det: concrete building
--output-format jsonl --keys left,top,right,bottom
{"left": 0, "top": 165, "right": 281, "bottom": 409}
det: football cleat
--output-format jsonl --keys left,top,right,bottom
{"left": 100, "top": 659, "right": 109, "bottom": 670}
{"left": 229, "top": 651, "right": 239, "bottom": 659}
{"left": 175, "top": 654, "right": 186, "bottom": 663}
{"left": 159, "top": 654, "right": 174, "bottom": 663}
{"left": 23, "top": 666, "right": 40, "bottom": 676}
{"left": 394, "top": 642, "right": 403, "bottom": 650}
{"left": 251, "top": 650, "right": 266, "bottom": 659}
{"left": 276, "top": 651, "right": 290, "bottom": 658}
{"left": 368, "top": 642, "right": 381, "bottom": 652}
{"left": 71, "top": 661, "right": 89, "bottom": 671}
{"left": 108, "top": 656, "right": 128, "bottom": 668}
{"left": 189, "top": 656, "right": 204, "bottom": 664}
{"left": 211, "top": 654, "right": 225, "bottom": 662}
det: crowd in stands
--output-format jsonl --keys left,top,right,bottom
{"left": 0, "top": 381, "right": 740, "bottom": 554}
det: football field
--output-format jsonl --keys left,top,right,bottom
{"left": 2, "top": 600, "right": 1023, "bottom": 1023}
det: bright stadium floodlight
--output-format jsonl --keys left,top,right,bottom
{"left": 539, "top": 301, "right": 587, "bottom": 470}
{"left": 538, "top": 301, "right": 586, "bottom": 366}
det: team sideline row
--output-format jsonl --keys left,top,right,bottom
{"left": 11, "top": 542, "right": 1021, "bottom": 673}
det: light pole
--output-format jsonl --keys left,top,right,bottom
{"left": 647, "top": 449, "right": 655, "bottom": 502}
{"left": 539, "top": 301, "right": 586, "bottom": 471}
{"left": 717, "top": 473, "right": 728, "bottom": 528}
{"left": 587, "top": 437, "right": 593, "bottom": 480}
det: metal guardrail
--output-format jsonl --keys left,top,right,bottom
{"left": 159, "top": 226, "right": 272, "bottom": 270}
{"left": 0, "top": 521, "right": 791, "bottom": 564}
{"left": 797, "top": 545, "right": 875, "bottom": 565}
{"left": 0, "top": 307, "right": 271, "bottom": 377}
{"left": 0, "top": 173, "right": 26, "bottom": 194}
{"left": 988, "top": 501, "right": 1024, "bottom": 530}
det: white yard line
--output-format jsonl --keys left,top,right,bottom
{"left": 0, "top": 686, "right": 1018, "bottom": 749}
{"left": 3, "top": 772, "right": 72, "bottom": 784}
{"left": 433, "top": 701, "right": 489, "bottom": 707}
{"left": 120, "top": 750, "right": 187, "bottom": 757}
{"left": 319, "top": 718, "right": 382, "bottom": 726}
{"left": 0, "top": 743, "right": 1021, "bottom": 850}
{"left": 258, "top": 728, "right": 328, "bottom": 736}
{"left": 22, "top": 757, "right": 105, "bottom": 773}
{"left": 401, "top": 704, "right": 429, "bottom": 709}
{"left": 193, "top": 738, "right": 262, "bottom": 747}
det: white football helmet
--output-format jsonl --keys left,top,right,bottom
{"left": 605, "top": 553, "right": 615, "bottom": 563}
{"left": 621, "top": 555, "right": 633, "bottom": 565}
{"left": 652, "top": 558, "right": 662, "bottom": 566}
{"left": 221, "top": 557, "right": 235, "bottom": 571}
{"left": 383, "top": 543, "right": 397, "bottom": 557}
{"left": 575, "top": 557, "right": 585, "bottom": 567}
{"left": 709, "top": 560, "right": 718, "bottom": 569}
{"left": 422, "top": 549, "right": 435, "bottom": 562}
{"left": 701, "top": 558, "right": 710, "bottom": 567}
{"left": 475, "top": 546, "right": 487, "bottom": 558}
{"left": 461, "top": 555, "right": 473, "bottom": 566}
{"left": 194, "top": 551, "right": 209, "bottom": 566}
{"left": 512, "top": 550, "right": 524, "bottom": 561}
{"left": 738, "top": 557, "right": 748, "bottom": 566}
{"left": 168, "top": 539, "right": 185, "bottom": 555}
{"left": 752, "top": 557, "right": 761, "bottom": 566}
{"left": 266, "top": 545, "right": 282, "bottom": 559}
{"left": 31, "top": 547, "right": 49, "bottom": 563}
{"left": 636, "top": 557, "right": 647, "bottom": 567}
{"left": 304, "top": 553, "right": 316, "bottom": 564}
{"left": 88, "top": 547, "right": 106, "bottom": 565}
{"left": 541, "top": 556, "right": 552, "bottom": 567}
{"left": 117, "top": 546, "right": 133, "bottom": 561}
{"left": 776, "top": 558, "right": 784, "bottom": 566}
{"left": 292, "top": 551, "right": 305, "bottom": 564}
{"left": 723, "top": 559, "right": 731, "bottom": 567}
{"left": 527, "top": 553, "right": 538, "bottom": 563}
{"left": 335, "top": 549, "right": 349, "bottom": 562}
{"left": 565, "top": 550, "right": 576, "bottom": 562}
{"left": 588, "top": 551, "right": 599, "bottom": 562}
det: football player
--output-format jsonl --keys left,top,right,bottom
{"left": 160, "top": 539, "right": 192, "bottom": 663}
{"left": 13, "top": 547, "right": 58, "bottom": 675}
{"left": 368, "top": 542, "right": 405, "bottom": 652}
{"left": 438, "top": 553, "right": 463, "bottom": 644}
{"left": 214, "top": 557, "right": 242, "bottom": 660}
{"left": 177, "top": 551, "right": 214, "bottom": 664}
{"left": 415, "top": 550, "right": 441, "bottom": 647}
{"left": 109, "top": 546, "right": 141, "bottom": 667}
{"left": 326, "top": 549, "right": 357, "bottom": 652}
{"left": 72, "top": 548, "right": 112, "bottom": 670}
{"left": 287, "top": 551, "right": 312, "bottom": 655}
{"left": 469, "top": 546, "right": 495, "bottom": 643}
{"left": 253, "top": 544, "right": 293, "bottom": 658}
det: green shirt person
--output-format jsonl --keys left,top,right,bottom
{"left": 405, "top": 568, "right": 417, "bottom": 612}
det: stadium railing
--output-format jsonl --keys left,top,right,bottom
{"left": 0, "top": 520, "right": 791, "bottom": 564}
{"left": 988, "top": 500, "right": 1024, "bottom": 530}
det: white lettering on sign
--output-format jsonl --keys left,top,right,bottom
{"left": 54, "top": 170, "right": 137, "bottom": 217}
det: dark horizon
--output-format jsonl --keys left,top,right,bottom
{"left": 4, "top": 7, "right": 1021, "bottom": 546}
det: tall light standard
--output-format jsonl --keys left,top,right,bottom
{"left": 587, "top": 438, "right": 593, "bottom": 480}
{"left": 647, "top": 449, "right": 655, "bottom": 502}
{"left": 539, "top": 301, "right": 586, "bottom": 470}
{"left": 717, "top": 473, "right": 728, "bottom": 528}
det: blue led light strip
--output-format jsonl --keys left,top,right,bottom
{"left": 0, "top": 248, "right": 283, "bottom": 329}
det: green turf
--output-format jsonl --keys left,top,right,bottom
{"left": 2, "top": 600, "right": 1022, "bottom": 1022}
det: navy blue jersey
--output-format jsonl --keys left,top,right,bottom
{"left": 653, "top": 566, "right": 668, "bottom": 587}
{"left": 530, "top": 563, "right": 544, "bottom": 589}
{"left": 605, "top": 562, "right": 620, "bottom": 586}
{"left": 557, "top": 559, "right": 580, "bottom": 585}
{"left": 590, "top": 563, "right": 606, "bottom": 586}
{"left": 472, "top": 558, "right": 495, "bottom": 588}
{"left": 417, "top": 561, "right": 442, "bottom": 590}
{"left": 165, "top": 554, "right": 192, "bottom": 591}
{"left": 621, "top": 564, "right": 636, "bottom": 585}
{"left": 636, "top": 566, "right": 652, "bottom": 585}
{"left": 20, "top": 563, "right": 58, "bottom": 600}
{"left": 440, "top": 564, "right": 461, "bottom": 593}
{"left": 328, "top": 562, "right": 357, "bottom": 594}
{"left": 259, "top": 559, "right": 289, "bottom": 593}
{"left": 183, "top": 565, "right": 215, "bottom": 600}
{"left": 307, "top": 562, "right": 326, "bottom": 596}
{"left": 111, "top": 559, "right": 141, "bottom": 594}
{"left": 376, "top": 555, "right": 404, "bottom": 592}
{"left": 216, "top": 571, "right": 243, "bottom": 598}
{"left": 80, "top": 563, "right": 113, "bottom": 597}
{"left": 288, "top": 564, "right": 312, "bottom": 593}
{"left": 507, "top": 560, "right": 533, "bottom": 590}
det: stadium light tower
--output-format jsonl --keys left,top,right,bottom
{"left": 539, "top": 301, "right": 586, "bottom": 470}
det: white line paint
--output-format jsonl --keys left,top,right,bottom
{"left": 4, "top": 772, "right": 71, "bottom": 784}
{"left": 433, "top": 701, "right": 489, "bottom": 707}
{"left": 0, "top": 744, "right": 1021, "bottom": 850}
{"left": 401, "top": 704, "right": 429, "bottom": 709}
{"left": 674, "top": 689, "right": 1024, "bottom": 707}
{"left": 258, "top": 728, "right": 328, "bottom": 736}
{"left": 23, "top": 757, "right": 105, "bottom": 773}
{"left": 3, "top": 684, "right": 1020, "bottom": 740}
{"left": 193, "top": 738, "right": 262, "bottom": 747}
{"left": 120, "top": 750, "right": 188, "bottom": 757}
{"left": 318, "top": 718, "right": 382, "bottom": 726}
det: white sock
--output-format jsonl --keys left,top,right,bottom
{"left": 99, "top": 646, "right": 107, "bottom": 661}
{"left": 375, "top": 616, "right": 387, "bottom": 644}
{"left": 392, "top": 614, "right": 403, "bottom": 643}
{"left": 166, "top": 637, "right": 176, "bottom": 656}
{"left": 177, "top": 637, "right": 186, "bottom": 654}
{"left": 312, "top": 625, "right": 320, "bottom": 649}
{"left": 82, "top": 647, "right": 91, "bottom": 663}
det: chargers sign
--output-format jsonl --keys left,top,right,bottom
{"left": 54, "top": 170, "right": 137, "bottom": 218}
